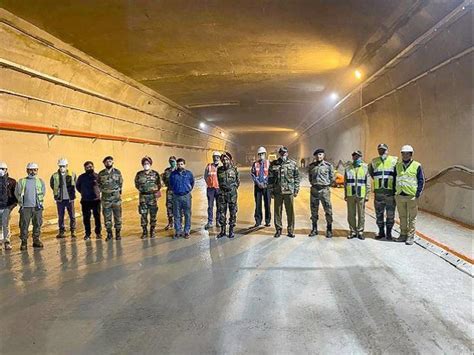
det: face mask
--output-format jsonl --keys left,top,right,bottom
{"left": 143, "top": 164, "right": 151, "bottom": 171}
{"left": 29, "top": 172, "right": 36, "bottom": 177}
{"left": 170, "top": 161, "right": 177, "bottom": 168}
{"left": 86, "top": 168, "right": 94, "bottom": 174}
{"left": 59, "top": 167, "right": 67, "bottom": 173}
{"left": 0, "top": 170, "right": 5, "bottom": 177}
{"left": 354, "top": 158, "right": 362, "bottom": 166}
{"left": 380, "top": 153, "right": 388, "bottom": 159}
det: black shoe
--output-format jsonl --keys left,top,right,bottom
{"left": 204, "top": 223, "right": 213, "bottom": 230}
{"left": 141, "top": 227, "right": 148, "bottom": 239}
{"left": 308, "top": 223, "right": 318, "bottom": 237}
{"left": 358, "top": 233, "right": 365, "bottom": 240}
{"left": 20, "top": 240, "right": 27, "bottom": 251}
{"left": 115, "top": 230, "right": 122, "bottom": 241}
{"left": 386, "top": 227, "right": 393, "bottom": 241}
{"left": 71, "top": 230, "right": 77, "bottom": 239}
{"left": 375, "top": 227, "right": 385, "bottom": 240}
{"left": 228, "top": 227, "right": 235, "bottom": 239}
{"left": 56, "top": 230, "right": 65, "bottom": 239}
{"left": 217, "top": 226, "right": 227, "bottom": 239}
{"left": 84, "top": 234, "right": 91, "bottom": 241}
{"left": 183, "top": 233, "right": 190, "bottom": 239}
{"left": 347, "top": 233, "right": 356, "bottom": 239}
{"left": 326, "top": 224, "right": 333, "bottom": 238}
{"left": 96, "top": 233, "right": 102, "bottom": 239}
{"left": 164, "top": 218, "right": 173, "bottom": 231}
{"left": 287, "top": 232, "right": 296, "bottom": 238}
{"left": 32, "top": 239, "right": 44, "bottom": 248}
{"left": 105, "top": 231, "right": 113, "bottom": 241}
{"left": 150, "top": 227, "right": 156, "bottom": 239}
{"left": 274, "top": 229, "right": 282, "bottom": 238}
{"left": 264, "top": 223, "right": 271, "bottom": 227}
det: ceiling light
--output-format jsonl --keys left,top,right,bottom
{"left": 220, "top": 132, "right": 225, "bottom": 137}
{"left": 199, "top": 122, "right": 206, "bottom": 129}
{"left": 330, "top": 92, "right": 339, "bottom": 100}
{"left": 355, "top": 69, "right": 362, "bottom": 80}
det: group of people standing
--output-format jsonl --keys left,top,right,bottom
{"left": 0, "top": 143, "right": 424, "bottom": 251}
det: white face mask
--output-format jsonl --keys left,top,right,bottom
{"left": 59, "top": 166, "right": 67, "bottom": 174}
{"left": 0, "top": 170, "right": 5, "bottom": 177}
{"left": 143, "top": 164, "right": 151, "bottom": 171}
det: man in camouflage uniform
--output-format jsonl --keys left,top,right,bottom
{"left": 162, "top": 156, "right": 177, "bottom": 230}
{"left": 217, "top": 152, "right": 240, "bottom": 239}
{"left": 98, "top": 156, "right": 123, "bottom": 241}
{"left": 268, "top": 146, "right": 300, "bottom": 238}
{"left": 368, "top": 143, "right": 397, "bottom": 240}
{"left": 308, "top": 148, "right": 334, "bottom": 238}
{"left": 135, "top": 156, "right": 161, "bottom": 239}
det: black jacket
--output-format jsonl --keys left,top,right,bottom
{"left": 0, "top": 175, "right": 18, "bottom": 209}
{"left": 76, "top": 172, "right": 101, "bottom": 201}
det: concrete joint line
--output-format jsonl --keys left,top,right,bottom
{"left": 330, "top": 188, "right": 473, "bottom": 277}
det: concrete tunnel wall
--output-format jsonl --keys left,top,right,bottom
{"left": 0, "top": 9, "right": 233, "bottom": 208}
{"left": 293, "top": 9, "right": 473, "bottom": 225}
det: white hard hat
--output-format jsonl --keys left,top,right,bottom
{"left": 257, "top": 146, "right": 267, "bottom": 154}
{"left": 57, "top": 158, "right": 68, "bottom": 166}
{"left": 27, "top": 162, "right": 39, "bottom": 169}
{"left": 400, "top": 145, "right": 414, "bottom": 153}
{"left": 212, "top": 151, "right": 221, "bottom": 157}
{"left": 0, "top": 162, "right": 7, "bottom": 169}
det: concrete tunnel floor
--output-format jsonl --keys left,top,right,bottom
{"left": 0, "top": 170, "right": 472, "bottom": 354}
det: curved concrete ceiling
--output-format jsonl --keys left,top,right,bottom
{"left": 1, "top": 0, "right": 412, "bottom": 145}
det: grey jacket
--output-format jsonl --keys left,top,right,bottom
{"left": 308, "top": 160, "right": 335, "bottom": 187}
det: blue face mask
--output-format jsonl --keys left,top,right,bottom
{"left": 170, "top": 161, "right": 177, "bottom": 168}
{"left": 354, "top": 158, "right": 362, "bottom": 166}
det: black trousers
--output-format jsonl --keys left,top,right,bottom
{"left": 81, "top": 200, "right": 102, "bottom": 235}
{"left": 254, "top": 185, "right": 271, "bottom": 225}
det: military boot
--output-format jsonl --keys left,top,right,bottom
{"left": 115, "top": 230, "right": 122, "bottom": 240}
{"left": 56, "top": 230, "right": 65, "bottom": 239}
{"left": 149, "top": 226, "right": 156, "bottom": 239}
{"left": 164, "top": 217, "right": 173, "bottom": 231}
{"left": 405, "top": 235, "right": 414, "bottom": 245}
{"left": 326, "top": 224, "right": 333, "bottom": 238}
{"left": 105, "top": 230, "right": 113, "bottom": 241}
{"left": 358, "top": 232, "right": 365, "bottom": 240}
{"left": 386, "top": 226, "right": 393, "bottom": 241}
{"left": 287, "top": 232, "right": 296, "bottom": 238}
{"left": 308, "top": 223, "right": 318, "bottom": 237}
{"left": 375, "top": 227, "right": 385, "bottom": 240}
{"left": 274, "top": 229, "right": 282, "bottom": 238}
{"left": 217, "top": 225, "right": 226, "bottom": 239}
{"left": 20, "top": 240, "right": 28, "bottom": 251}
{"left": 32, "top": 238, "right": 44, "bottom": 248}
{"left": 228, "top": 226, "right": 235, "bottom": 239}
{"left": 141, "top": 227, "right": 148, "bottom": 239}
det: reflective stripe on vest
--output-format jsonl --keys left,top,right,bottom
{"left": 395, "top": 161, "right": 420, "bottom": 196}
{"left": 371, "top": 156, "right": 397, "bottom": 190}
{"left": 254, "top": 160, "right": 269, "bottom": 178}
{"left": 205, "top": 164, "right": 219, "bottom": 188}
{"left": 345, "top": 164, "right": 368, "bottom": 198}
{"left": 19, "top": 177, "right": 44, "bottom": 206}
{"left": 52, "top": 170, "right": 75, "bottom": 197}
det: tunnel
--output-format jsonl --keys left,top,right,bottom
{"left": 0, "top": 1, "right": 472, "bottom": 353}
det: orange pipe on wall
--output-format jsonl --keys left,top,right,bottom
{"left": 0, "top": 121, "right": 209, "bottom": 150}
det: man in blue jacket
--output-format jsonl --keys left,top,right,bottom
{"left": 169, "top": 158, "right": 195, "bottom": 239}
